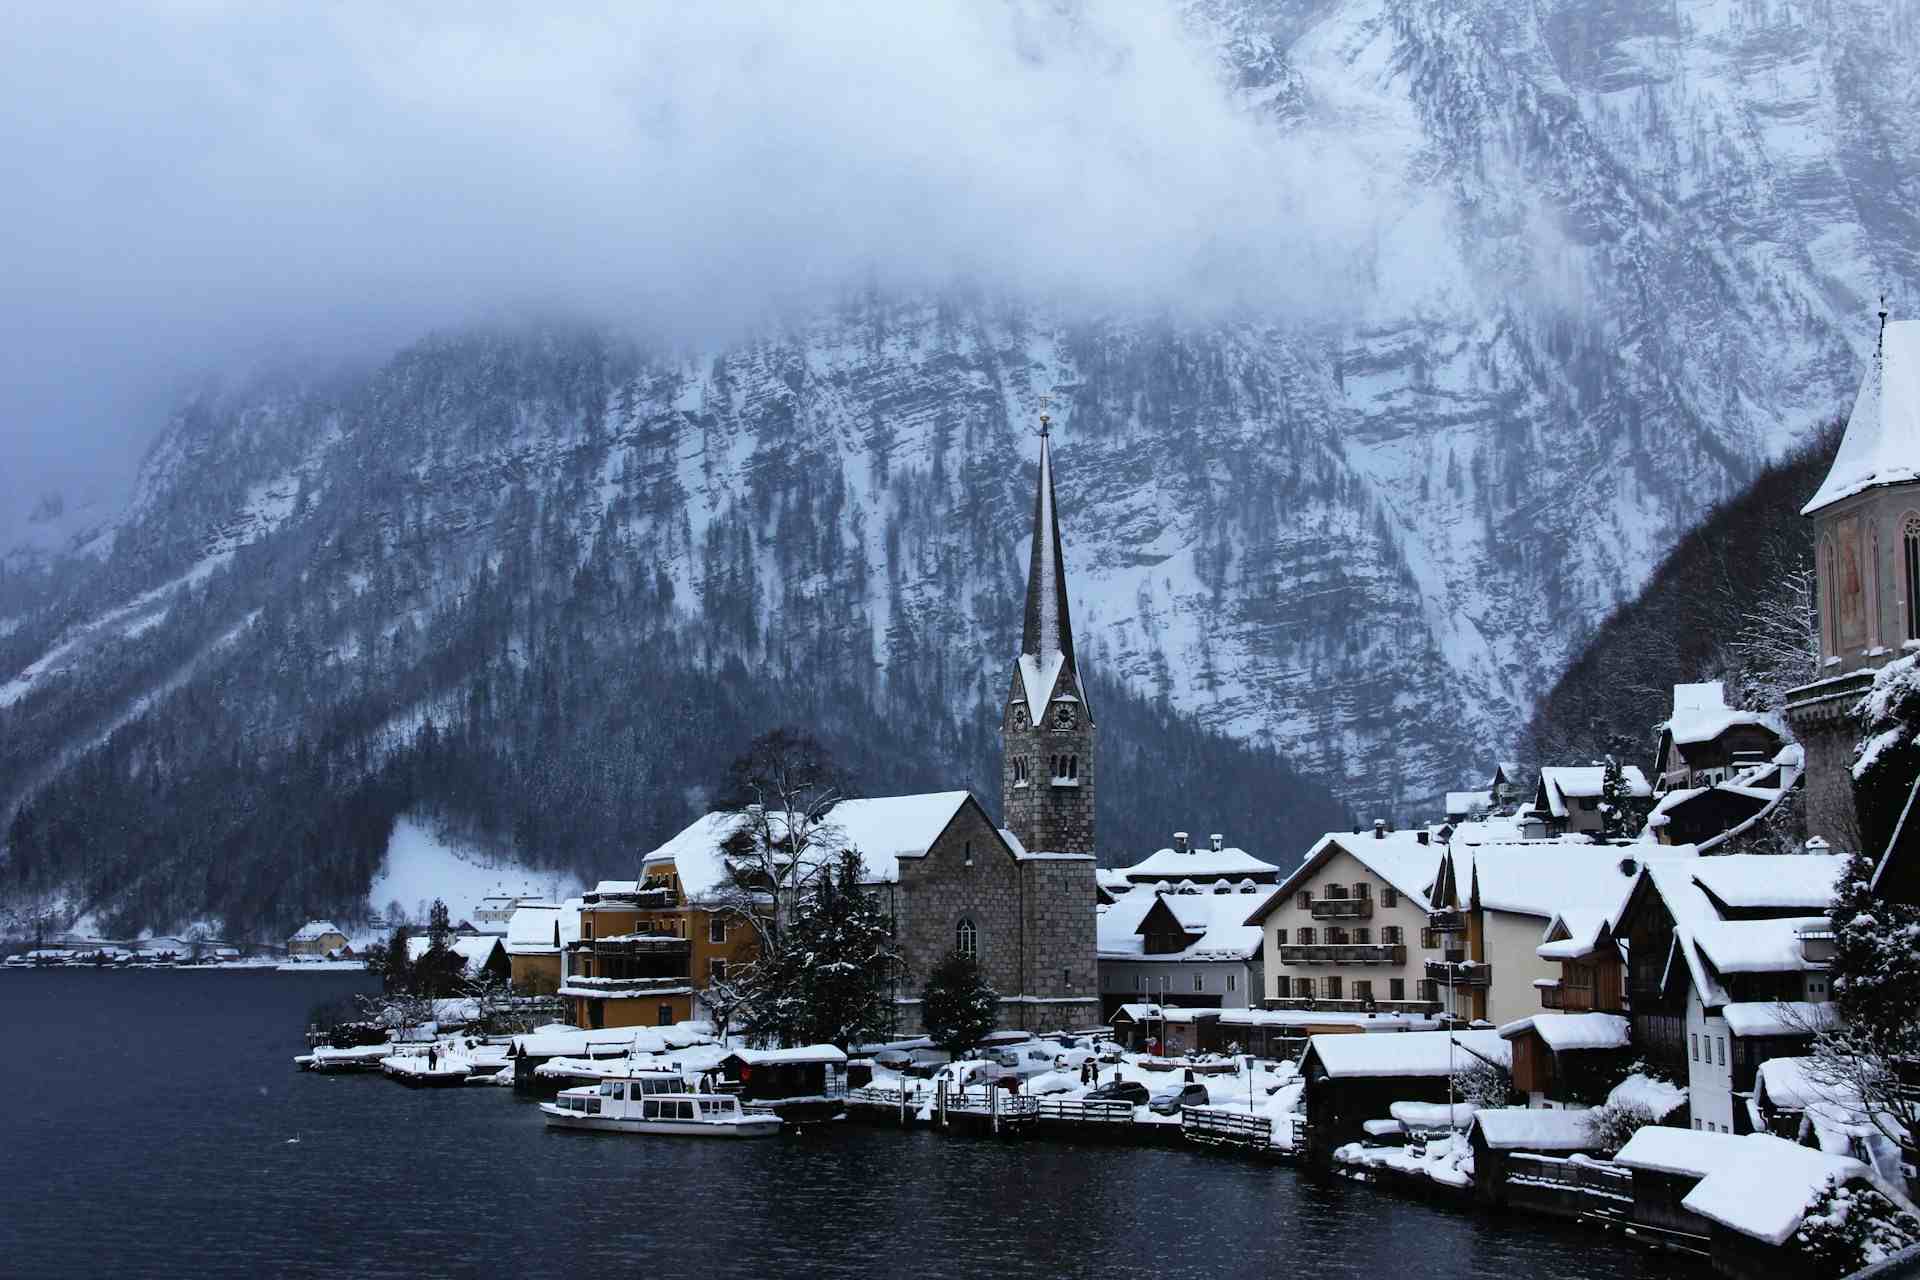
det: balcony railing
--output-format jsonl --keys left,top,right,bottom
{"left": 1310, "top": 898, "right": 1373, "bottom": 920}
{"left": 1425, "top": 959, "right": 1490, "bottom": 988}
{"left": 570, "top": 935, "right": 692, "bottom": 957}
{"left": 560, "top": 975, "right": 692, "bottom": 995}
{"left": 1265, "top": 997, "right": 1438, "bottom": 1015}
{"left": 1426, "top": 909, "right": 1469, "bottom": 934}
{"left": 1278, "top": 943, "right": 1406, "bottom": 966}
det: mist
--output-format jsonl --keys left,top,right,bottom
{"left": 0, "top": 1, "right": 1394, "bottom": 527}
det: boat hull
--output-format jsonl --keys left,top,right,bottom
{"left": 539, "top": 1106, "right": 782, "bottom": 1138}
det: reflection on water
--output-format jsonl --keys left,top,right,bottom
{"left": 0, "top": 971, "right": 1673, "bottom": 1279}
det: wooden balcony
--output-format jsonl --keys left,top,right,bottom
{"left": 1425, "top": 958, "right": 1490, "bottom": 988}
{"left": 1278, "top": 943, "right": 1406, "bottom": 966}
{"left": 1310, "top": 898, "right": 1373, "bottom": 920}
{"left": 1425, "top": 908, "right": 1469, "bottom": 934}
{"left": 1264, "top": 997, "right": 1438, "bottom": 1015}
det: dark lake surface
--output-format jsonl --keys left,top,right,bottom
{"left": 0, "top": 971, "right": 1680, "bottom": 1279}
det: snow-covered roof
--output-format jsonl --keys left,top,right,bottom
{"left": 405, "top": 935, "right": 504, "bottom": 971}
{"left": 1681, "top": 1134, "right": 1871, "bottom": 1246}
{"left": 1468, "top": 845, "right": 1646, "bottom": 920}
{"left": 1119, "top": 843, "right": 1279, "bottom": 883}
{"left": 1096, "top": 887, "right": 1274, "bottom": 962}
{"left": 1804, "top": 318, "right": 1920, "bottom": 515}
{"left": 1614, "top": 1126, "right": 1751, "bottom": 1178}
{"left": 724, "top": 1044, "right": 847, "bottom": 1066}
{"left": 1536, "top": 766, "right": 1651, "bottom": 817}
{"left": 290, "top": 920, "right": 345, "bottom": 941}
{"left": 1472, "top": 1107, "right": 1605, "bottom": 1152}
{"left": 1263, "top": 830, "right": 1447, "bottom": 916}
{"left": 1496, "top": 1012, "right": 1631, "bottom": 1052}
{"left": 1607, "top": 1072, "right": 1688, "bottom": 1122}
{"left": 512, "top": 1026, "right": 670, "bottom": 1058}
{"left": 1627, "top": 855, "right": 1846, "bottom": 1009}
{"left": 1690, "top": 858, "right": 1843, "bottom": 913}
{"left": 1306, "top": 1029, "right": 1511, "bottom": 1080}
{"left": 640, "top": 810, "right": 749, "bottom": 901}
{"left": 1722, "top": 1001, "right": 1839, "bottom": 1038}
{"left": 1536, "top": 908, "right": 1617, "bottom": 961}
{"left": 504, "top": 902, "right": 572, "bottom": 954}
{"left": 1692, "top": 916, "right": 1831, "bottom": 974}
{"left": 829, "top": 792, "right": 980, "bottom": 877}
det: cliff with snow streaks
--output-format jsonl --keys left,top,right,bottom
{"left": 4, "top": 0, "right": 1919, "bottom": 931}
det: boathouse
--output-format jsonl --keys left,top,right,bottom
{"left": 1299, "top": 1029, "right": 1511, "bottom": 1166}
{"left": 718, "top": 1045, "right": 849, "bottom": 1106}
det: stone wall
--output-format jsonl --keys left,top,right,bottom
{"left": 1000, "top": 673, "right": 1097, "bottom": 856}
{"left": 892, "top": 800, "right": 1025, "bottom": 1036}
{"left": 1786, "top": 670, "right": 1873, "bottom": 849}
{"left": 1016, "top": 855, "right": 1100, "bottom": 1030}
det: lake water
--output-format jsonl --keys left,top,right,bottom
{"left": 0, "top": 971, "right": 1677, "bottom": 1279}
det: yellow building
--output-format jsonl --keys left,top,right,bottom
{"left": 562, "top": 815, "right": 762, "bottom": 1031}
{"left": 287, "top": 920, "right": 348, "bottom": 957}
{"left": 505, "top": 899, "right": 578, "bottom": 995}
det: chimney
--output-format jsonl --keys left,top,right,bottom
{"left": 1372, "top": 819, "right": 1387, "bottom": 840}
{"left": 1173, "top": 831, "right": 1190, "bottom": 854}
{"left": 1417, "top": 830, "right": 1429, "bottom": 846}
{"left": 1209, "top": 833, "right": 1223, "bottom": 852}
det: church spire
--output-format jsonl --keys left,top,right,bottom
{"left": 1021, "top": 414, "right": 1077, "bottom": 671}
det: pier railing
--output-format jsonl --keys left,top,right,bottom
{"left": 1034, "top": 1098, "right": 1136, "bottom": 1125}
{"left": 1181, "top": 1106, "right": 1277, "bottom": 1150}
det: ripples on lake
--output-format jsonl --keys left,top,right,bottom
{"left": 0, "top": 971, "right": 1675, "bottom": 1280}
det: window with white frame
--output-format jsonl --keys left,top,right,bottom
{"left": 956, "top": 917, "right": 977, "bottom": 960}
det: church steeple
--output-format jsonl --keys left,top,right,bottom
{"left": 1016, "top": 416, "right": 1090, "bottom": 725}
{"left": 1001, "top": 413, "right": 1096, "bottom": 856}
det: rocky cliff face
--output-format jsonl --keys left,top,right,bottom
{"left": 4, "top": 0, "right": 1916, "bottom": 868}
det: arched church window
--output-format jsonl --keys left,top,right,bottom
{"left": 1868, "top": 522, "right": 1882, "bottom": 649}
{"left": 1821, "top": 536, "right": 1838, "bottom": 659}
{"left": 956, "top": 918, "right": 977, "bottom": 960}
{"left": 1905, "top": 513, "right": 1920, "bottom": 642}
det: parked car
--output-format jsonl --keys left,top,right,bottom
{"left": 984, "top": 1043, "right": 1059, "bottom": 1081}
{"left": 1051, "top": 1047, "right": 1094, "bottom": 1071}
{"left": 1148, "top": 1083, "right": 1210, "bottom": 1115}
{"left": 1085, "top": 1079, "right": 1150, "bottom": 1106}
{"left": 868, "top": 1049, "right": 913, "bottom": 1072}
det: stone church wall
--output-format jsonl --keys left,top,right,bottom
{"left": 890, "top": 801, "right": 1026, "bottom": 1037}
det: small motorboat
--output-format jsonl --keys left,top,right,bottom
{"left": 541, "top": 1070, "right": 782, "bottom": 1138}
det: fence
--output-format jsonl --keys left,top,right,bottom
{"left": 1034, "top": 1098, "right": 1137, "bottom": 1126}
{"left": 1182, "top": 1105, "right": 1278, "bottom": 1150}
{"left": 1502, "top": 1152, "right": 1634, "bottom": 1222}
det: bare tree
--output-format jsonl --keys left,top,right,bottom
{"left": 1726, "top": 553, "right": 1817, "bottom": 715}
{"left": 709, "top": 729, "right": 853, "bottom": 963}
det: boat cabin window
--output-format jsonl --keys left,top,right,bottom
{"left": 598, "top": 1081, "right": 619, "bottom": 1096}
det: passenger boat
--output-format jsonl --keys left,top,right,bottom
{"left": 540, "top": 1070, "right": 783, "bottom": 1138}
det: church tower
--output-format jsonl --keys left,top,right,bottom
{"left": 1001, "top": 416, "right": 1096, "bottom": 856}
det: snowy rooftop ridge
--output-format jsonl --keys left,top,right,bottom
{"left": 289, "top": 920, "right": 344, "bottom": 941}
{"left": 1804, "top": 318, "right": 1920, "bottom": 515}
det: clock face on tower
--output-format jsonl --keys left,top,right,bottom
{"left": 1053, "top": 703, "right": 1076, "bottom": 730}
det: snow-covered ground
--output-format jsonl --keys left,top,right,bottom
{"left": 367, "top": 816, "right": 582, "bottom": 925}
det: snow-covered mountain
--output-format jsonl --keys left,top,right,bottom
{"left": 5, "top": 0, "right": 1917, "bottom": 859}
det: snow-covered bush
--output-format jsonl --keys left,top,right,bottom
{"left": 1795, "top": 1179, "right": 1920, "bottom": 1277}
{"left": 1450, "top": 1057, "right": 1514, "bottom": 1109}
{"left": 1853, "top": 654, "right": 1920, "bottom": 854}
{"left": 1585, "top": 1100, "right": 1653, "bottom": 1157}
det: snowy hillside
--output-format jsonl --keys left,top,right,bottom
{"left": 3, "top": 0, "right": 1918, "bottom": 934}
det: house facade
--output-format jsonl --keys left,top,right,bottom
{"left": 505, "top": 899, "right": 578, "bottom": 995}
{"left": 287, "top": 921, "right": 348, "bottom": 957}
{"left": 1653, "top": 683, "right": 1786, "bottom": 793}
{"left": 1250, "top": 830, "right": 1453, "bottom": 1016}
{"left": 1531, "top": 766, "right": 1652, "bottom": 836}
{"left": 1786, "top": 314, "right": 1920, "bottom": 844}
{"left": 1096, "top": 885, "right": 1273, "bottom": 1016}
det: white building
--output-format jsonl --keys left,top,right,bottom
{"left": 1096, "top": 883, "right": 1275, "bottom": 1016}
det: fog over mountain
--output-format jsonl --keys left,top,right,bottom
{"left": 3, "top": 0, "right": 1918, "bottom": 932}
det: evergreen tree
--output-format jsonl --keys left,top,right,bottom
{"left": 921, "top": 949, "right": 999, "bottom": 1059}
{"left": 740, "top": 850, "right": 899, "bottom": 1049}
{"left": 1598, "top": 754, "right": 1648, "bottom": 840}
{"left": 380, "top": 924, "right": 413, "bottom": 993}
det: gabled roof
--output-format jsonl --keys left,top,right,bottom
{"left": 1804, "top": 317, "right": 1920, "bottom": 514}
{"left": 1535, "top": 766, "right": 1651, "bottom": 817}
{"left": 1096, "top": 887, "right": 1274, "bottom": 962}
{"left": 1015, "top": 430, "right": 1089, "bottom": 726}
{"left": 1536, "top": 909, "right": 1616, "bottom": 961}
{"left": 1305, "top": 1029, "right": 1511, "bottom": 1080}
{"left": 1119, "top": 843, "right": 1279, "bottom": 883}
{"left": 1467, "top": 845, "right": 1646, "bottom": 920}
{"left": 1496, "top": 1012, "right": 1631, "bottom": 1052}
{"left": 290, "top": 920, "right": 345, "bottom": 941}
{"left": 505, "top": 900, "right": 581, "bottom": 954}
{"left": 1250, "top": 830, "right": 1446, "bottom": 921}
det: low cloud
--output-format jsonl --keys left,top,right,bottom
{"left": 0, "top": 1, "right": 1388, "bottom": 511}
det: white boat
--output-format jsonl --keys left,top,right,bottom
{"left": 540, "top": 1071, "right": 783, "bottom": 1138}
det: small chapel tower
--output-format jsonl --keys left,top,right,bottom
{"left": 1787, "top": 304, "right": 1920, "bottom": 842}
{"left": 1001, "top": 415, "right": 1096, "bottom": 856}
